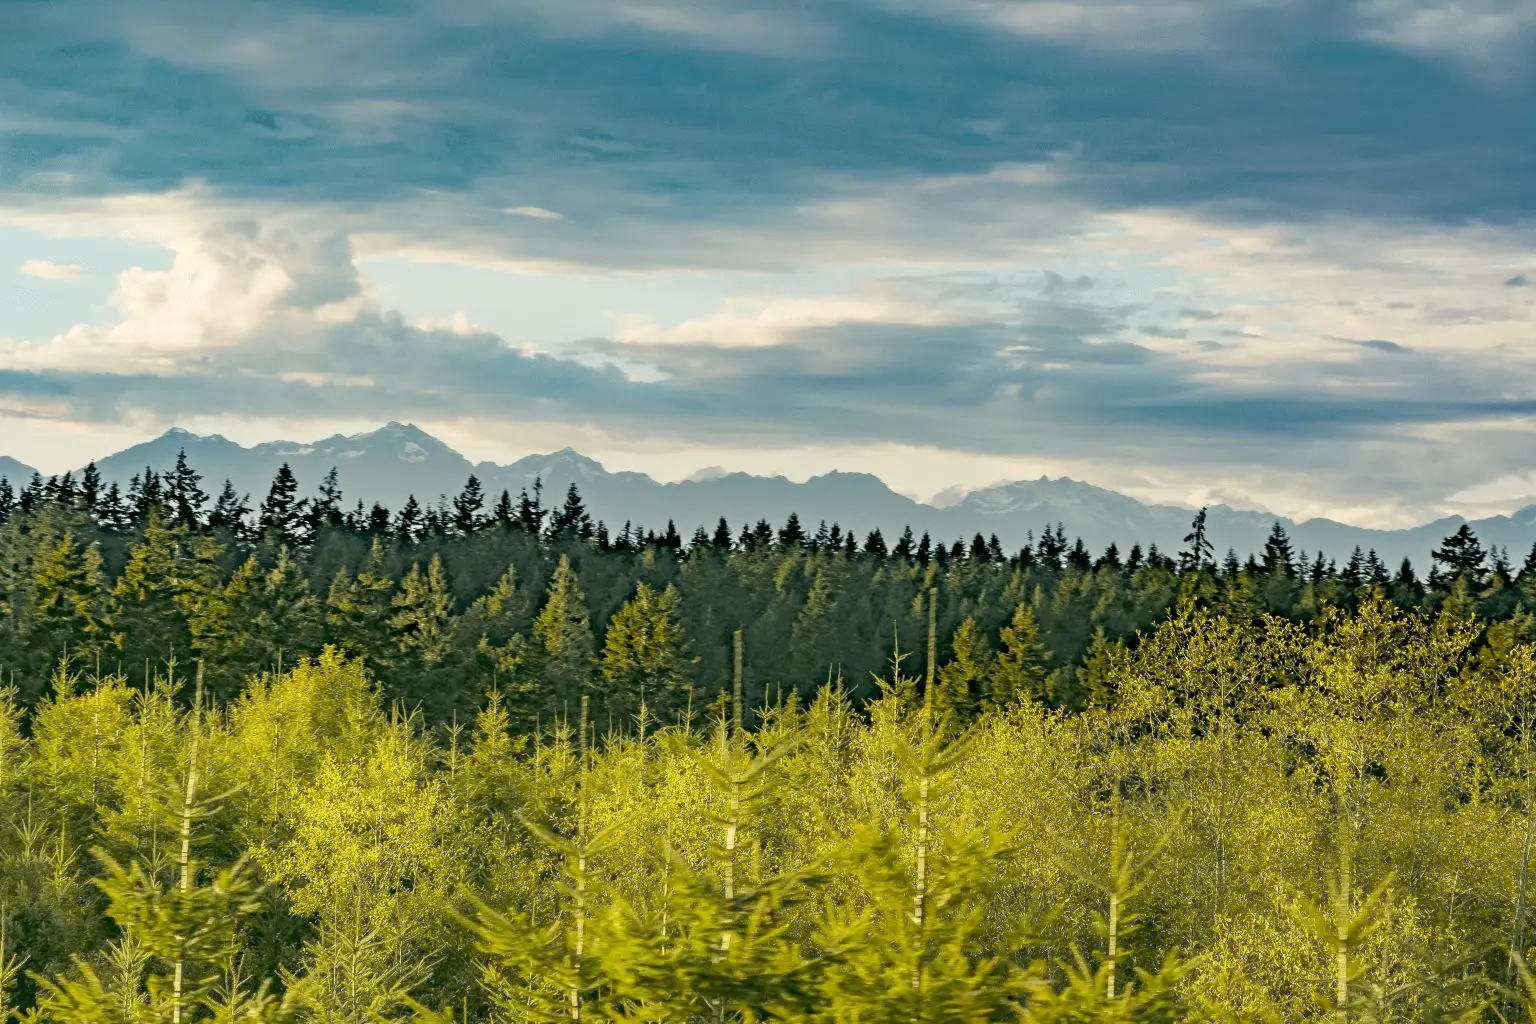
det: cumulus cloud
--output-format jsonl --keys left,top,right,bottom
{"left": 18, "top": 258, "right": 83, "bottom": 280}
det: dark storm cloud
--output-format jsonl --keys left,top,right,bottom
{"left": 3, "top": 0, "right": 1535, "bottom": 235}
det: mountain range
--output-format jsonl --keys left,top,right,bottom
{"left": 3, "top": 423, "right": 1530, "bottom": 570}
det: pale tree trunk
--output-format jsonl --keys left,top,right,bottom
{"left": 911, "top": 588, "right": 937, "bottom": 1024}
{"left": 173, "top": 664, "right": 204, "bottom": 1024}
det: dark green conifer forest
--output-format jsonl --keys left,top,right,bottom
{"left": 5, "top": 454, "right": 1536, "bottom": 1021}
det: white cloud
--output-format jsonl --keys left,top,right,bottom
{"left": 1355, "top": 0, "right": 1536, "bottom": 70}
{"left": 503, "top": 206, "right": 565, "bottom": 220}
{"left": 18, "top": 258, "right": 83, "bottom": 280}
{"left": 873, "top": 0, "right": 1293, "bottom": 52}
{"left": 6, "top": 182, "right": 1536, "bottom": 527}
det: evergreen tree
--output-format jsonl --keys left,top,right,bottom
{"left": 207, "top": 479, "right": 251, "bottom": 535}
{"left": 78, "top": 461, "right": 103, "bottom": 513}
{"left": 449, "top": 475, "right": 485, "bottom": 536}
{"left": 325, "top": 539, "right": 396, "bottom": 659}
{"left": 778, "top": 513, "right": 806, "bottom": 550}
{"left": 1180, "top": 507, "right": 1214, "bottom": 574}
{"left": 167, "top": 449, "right": 209, "bottom": 530}
{"left": 492, "top": 488, "right": 515, "bottom": 528}
{"left": 1262, "top": 521, "right": 1295, "bottom": 575}
{"left": 515, "top": 479, "right": 546, "bottom": 535}
{"left": 936, "top": 616, "right": 991, "bottom": 720}
{"left": 864, "top": 528, "right": 888, "bottom": 558}
{"left": 22, "top": 533, "right": 107, "bottom": 679}
{"left": 711, "top": 517, "right": 733, "bottom": 551}
{"left": 258, "top": 464, "right": 304, "bottom": 545}
{"left": 990, "top": 603, "right": 1050, "bottom": 706}
{"left": 599, "top": 581, "right": 694, "bottom": 722}
{"left": 893, "top": 525, "right": 916, "bottom": 561}
{"left": 1432, "top": 524, "right": 1487, "bottom": 587}
{"left": 395, "top": 495, "right": 423, "bottom": 542}
{"left": 108, "top": 509, "right": 194, "bottom": 683}
{"left": 547, "top": 482, "right": 592, "bottom": 541}
{"left": 309, "top": 466, "right": 346, "bottom": 535}
{"left": 532, "top": 554, "right": 595, "bottom": 715}
{"left": 391, "top": 554, "right": 457, "bottom": 669}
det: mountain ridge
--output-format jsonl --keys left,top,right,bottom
{"left": 3, "top": 424, "right": 1530, "bottom": 569}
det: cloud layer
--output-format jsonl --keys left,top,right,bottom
{"left": 3, "top": 0, "right": 1536, "bottom": 526}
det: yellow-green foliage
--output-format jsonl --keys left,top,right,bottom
{"left": 10, "top": 599, "right": 1536, "bottom": 1022}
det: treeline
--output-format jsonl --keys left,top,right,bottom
{"left": 5, "top": 596, "right": 1536, "bottom": 1020}
{"left": 2, "top": 453, "right": 1533, "bottom": 724}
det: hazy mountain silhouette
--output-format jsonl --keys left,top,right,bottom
{"left": 0, "top": 457, "right": 37, "bottom": 484}
{"left": 7, "top": 423, "right": 1536, "bottom": 569}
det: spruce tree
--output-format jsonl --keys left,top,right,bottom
{"left": 453, "top": 475, "right": 486, "bottom": 535}
{"left": 166, "top": 450, "right": 208, "bottom": 531}
{"left": 257, "top": 464, "right": 303, "bottom": 546}
{"left": 532, "top": 555, "right": 595, "bottom": 716}
{"left": 990, "top": 603, "right": 1050, "bottom": 706}
{"left": 599, "top": 581, "right": 695, "bottom": 722}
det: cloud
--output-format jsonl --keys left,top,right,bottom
{"left": 1354, "top": 0, "right": 1536, "bottom": 72}
{"left": 504, "top": 206, "right": 565, "bottom": 220}
{"left": 6, "top": 1, "right": 1536, "bottom": 526}
{"left": 18, "top": 258, "right": 83, "bottom": 280}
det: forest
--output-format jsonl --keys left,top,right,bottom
{"left": 3, "top": 454, "right": 1536, "bottom": 1021}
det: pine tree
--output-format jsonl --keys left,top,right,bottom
{"left": 79, "top": 461, "right": 103, "bottom": 513}
{"left": 990, "top": 603, "right": 1050, "bottom": 706}
{"left": 453, "top": 475, "right": 486, "bottom": 535}
{"left": 1180, "top": 507, "right": 1214, "bottom": 574}
{"left": 391, "top": 555, "right": 457, "bottom": 668}
{"left": 532, "top": 555, "right": 595, "bottom": 715}
{"left": 547, "top": 483, "right": 591, "bottom": 540}
{"left": 109, "top": 510, "right": 192, "bottom": 683}
{"left": 166, "top": 450, "right": 208, "bottom": 531}
{"left": 1262, "top": 521, "right": 1295, "bottom": 575}
{"left": 1432, "top": 524, "right": 1487, "bottom": 588}
{"left": 395, "top": 495, "right": 423, "bottom": 542}
{"left": 778, "top": 513, "right": 806, "bottom": 550}
{"left": 864, "top": 528, "right": 888, "bottom": 558}
{"left": 599, "top": 581, "right": 695, "bottom": 722}
{"left": 492, "top": 488, "right": 515, "bottom": 528}
{"left": 326, "top": 539, "right": 397, "bottom": 659}
{"left": 516, "top": 480, "right": 546, "bottom": 535}
{"left": 258, "top": 464, "right": 304, "bottom": 546}
{"left": 936, "top": 616, "right": 990, "bottom": 720}
{"left": 22, "top": 533, "right": 107, "bottom": 679}
{"left": 207, "top": 480, "right": 251, "bottom": 535}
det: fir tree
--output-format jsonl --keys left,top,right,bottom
{"left": 1180, "top": 507, "right": 1214, "bottom": 574}
{"left": 532, "top": 554, "right": 595, "bottom": 715}
{"left": 599, "top": 581, "right": 695, "bottom": 721}
{"left": 258, "top": 464, "right": 304, "bottom": 546}
{"left": 167, "top": 449, "right": 208, "bottom": 531}
{"left": 1432, "top": 524, "right": 1487, "bottom": 587}
{"left": 447, "top": 475, "right": 483, "bottom": 536}
{"left": 990, "top": 603, "right": 1050, "bottom": 706}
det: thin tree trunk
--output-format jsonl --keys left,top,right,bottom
{"left": 911, "top": 588, "right": 937, "bottom": 1024}
{"left": 173, "top": 664, "right": 204, "bottom": 1024}
{"left": 1510, "top": 717, "right": 1536, "bottom": 995}
{"left": 570, "top": 694, "right": 589, "bottom": 1024}
{"left": 1335, "top": 828, "right": 1352, "bottom": 1024}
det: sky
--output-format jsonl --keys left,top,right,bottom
{"left": 2, "top": 0, "right": 1536, "bottom": 528}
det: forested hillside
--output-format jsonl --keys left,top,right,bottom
{"left": 5, "top": 455, "right": 1536, "bottom": 1020}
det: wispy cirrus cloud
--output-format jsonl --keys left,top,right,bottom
{"left": 18, "top": 258, "right": 83, "bottom": 280}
